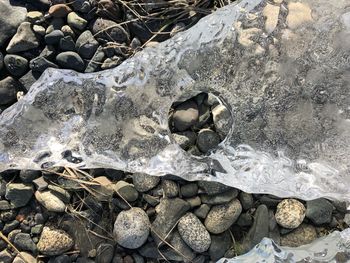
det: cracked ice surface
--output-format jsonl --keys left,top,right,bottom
{"left": 1, "top": 0, "right": 350, "bottom": 201}
{"left": 1, "top": 0, "right": 350, "bottom": 261}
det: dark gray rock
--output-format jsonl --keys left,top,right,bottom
{"left": 161, "top": 179, "right": 179, "bottom": 198}
{"left": 14, "top": 233, "right": 37, "bottom": 252}
{"left": 130, "top": 37, "right": 141, "bottom": 49}
{"left": 3, "top": 220, "right": 20, "bottom": 234}
{"left": 29, "top": 57, "right": 59, "bottom": 73}
{"left": 56, "top": 51, "right": 85, "bottom": 72}
{"left": 48, "top": 185, "right": 71, "bottom": 203}
{"left": 160, "top": 231, "right": 196, "bottom": 262}
{"left": 0, "top": 200, "right": 11, "bottom": 210}
{"left": 236, "top": 213, "right": 253, "bottom": 227}
{"left": 0, "top": 52, "right": 3, "bottom": 71}
{"left": 33, "top": 176, "right": 48, "bottom": 191}
{"left": 208, "top": 231, "right": 231, "bottom": 261}
{"left": 48, "top": 255, "right": 71, "bottom": 263}
{"left": 113, "top": 208, "right": 150, "bottom": 249}
{"left": 59, "top": 36, "right": 76, "bottom": 51}
{"left": 0, "top": 249, "right": 13, "bottom": 263}
{"left": 178, "top": 212, "right": 211, "bottom": 252}
{"left": 72, "top": 0, "right": 91, "bottom": 13}
{"left": 4, "top": 54, "right": 28, "bottom": 77}
{"left": 205, "top": 199, "right": 242, "bottom": 234}
{"left": 19, "top": 170, "right": 41, "bottom": 183}
{"left": 84, "top": 46, "right": 105, "bottom": 73}
{"left": 5, "top": 183, "right": 33, "bottom": 208}
{"left": 113, "top": 181, "right": 139, "bottom": 202}
{"left": 239, "top": 192, "right": 254, "bottom": 210}
{"left": 180, "top": 183, "right": 198, "bottom": 198}
{"left": 172, "top": 100, "right": 199, "bottom": 131}
{"left": 132, "top": 173, "right": 160, "bottom": 192}
{"left": 241, "top": 204, "right": 269, "bottom": 253}
{"left": 45, "top": 30, "right": 64, "bottom": 45}
{"left": 172, "top": 131, "right": 197, "bottom": 150}
{"left": 306, "top": 198, "right": 334, "bottom": 225}
{"left": 197, "top": 181, "right": 232, "bottom": 195}
{"left": 0, "top": 2, "right": 27, "bottom": 48}
{"left": 194, "top": 204, "right": 211, "bottom": 219}
{"left": 131, "top": 253, "right": 144, "bottom": 263}
{"left": 6, "top": 22, "right": 39, "bottom": 53}
{"left": 96, "top": 243, "right": 114, "bottom": 263}
{"left": 46, "top": 18, "right": 65, "bottom": 34}
{"left": 40, "top": 45, "right": 57, "bottom": 60}
{"left": 75, "top": 30, "right": 99, "bottom": 59}
{"left": 0, "top": 77, "right": 20, "bottom": 105}
{"left": 91, "top": 18, "right": 130, "bottom": 44}
{"left": 200, "top": 189, "right": 238, "bottom": 205}
{"left": 151, "top": 198, "right": 190, "bottom": 245}
{"left": 196, "top": 128, "right": 221, "bottom": 153}
{"left": 142, "top": 194, "right": 160, "bottom": 207}
{"left": 0, "top": 210, "right": 16, "bottom": 222}
{"left": 31, "top": 224, "right": 43, "bottom": 235}
{"left": 259, "top": 195, "right": 282, "bottom": 207}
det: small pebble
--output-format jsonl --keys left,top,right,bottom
{"left": 275, "top": 199, "right": 305, "bottom": 229}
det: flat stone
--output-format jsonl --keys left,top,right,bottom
{"left": 132, "top": 173, "right": 160, "bottom": 192}
{"left": 4, "top": 54, "right": 28, "bottom": 77}
{"left": 306, "top": 198, "right": 334, "bottom": 225}
{"left": 275, "top": 199, "right": 305, "bottom": 229}
{"left": 181, "top": 183, "right": 198, "bottom": 198}
{"left": 56, "top": 51, "right": 85, "bottom": 72}
{"left": 197, "top": 181, "right": 232, "bottom": 195}
{"left": 280, "top": 224, "right": 317, "bottom": 247}
{"left": 33, "top": 176, "right": 48, "bottom": 191}
{"left": 49, "top": 4, "right": 72, "bottom": 18}
{"left": 178, "top": 212, "right": 211, "bottom": 253}
{"left": 152, "top": 198, "right": 190, "bottom": 245}
{"left": 241, "top": 204, "right": 269, "bottom": 252}
{"left": 37, "top": 227, "right": 74, "bottom": 255}
{"left": 194, "top": 204, "right": 211, "bottom": 219}
{"left": 172, "top": 100, "right": 199, "bottom": 131}
{"left": 96, "top": 243, "right": 114, "bottom": 263}
{"left": 91, "top": 18, "right": 130, "bottom": 44}
{"left": 197, "top": 128, "right": 221, "bottom": 153}
{"left": 75, "top": 30, "right": 99, "bottom": 59}
{"left": 45, "top": 30, "right": 64, "bottom": 45}
{"left": 59, "top": 36, "right": 76, "bottom": 51}
{"left": 172, "top": 131, "right": 197, "bottom": 150}
{"left": 200, "top": 189, "right": 238, "bottom": 205}
{"left": 5, "top": 183, "right": 33, "bottom": 208}
{"left": 212, "top": 104, "right": 232, "bottom": 140}
{"left": 113, "top": 207, "right": 150, "bottom": 249}
{"left": 208, "top": 231, "right": 231, "bottom": 261}
{"left": 113, "top": 181, "right": 139, "bottom": 202}
{"left": 0, "top": 249, "right": 13, "bottom": 263}
{"left": 0, "top": 1, "right": 27, "bottom": 48}
{"left": 26, "top": 11, "right": 44, "bottom": 23}
{"left": 204, "top": 199, "right": 242, "bottom": 234}
{"left": 35, "top": 190, "right": 66, "bottom": 212}
{"left": 14, "top": 233, "right": 37, "bottom": 252}
{"left": 29, "top": 57, "right": 58, "bottom": 73}
{"left": 161, "top": 179, "right": 179, "bottom": 198}
{"left": 239, "top": 192, "right": 254, "bottom": 210}
{"left": 6, "top": 22, "right": 39, "bottom": 53}
{"left": 0, "top": 77, "right": 20, "bottom": 105}
{"left": 67, "top": 12, "right": 87, "bottom": 31}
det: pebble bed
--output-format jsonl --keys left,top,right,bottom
{"left": 0, "top": 1, "right": 350, "bottom": 263}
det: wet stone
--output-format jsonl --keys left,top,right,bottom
{"left": 56, "top": 51, "right": 85, "bottom": 72}
{"left": 67, "top": 12, "right": 87, "bottom": 31}
{"left": 45, "top": 30, "right": 64, "bottom": 45}
{"left": 59, "top": 36, "right": 76, "bottom": 51}
{"left": 113, "top": 181, "right": 139, "bottom": 202}
{"left": 4, "top": 54, "right": 28, "bottom": 77}
{"left": 172, "top": 100, "right": 199, "bottom": 131}
{"left": 49, "top": 4, "right": 72, "bottom": 18}
{"left": 75, "top": 30, "right": 99, "bottom": 59}
{"left": 196, "top": 128, "right": 221, "bottom": 153}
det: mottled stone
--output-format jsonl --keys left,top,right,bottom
{"left": 132, "top": 173, "right": 160, "bottom": 192}
{"left": 280, "top": 224, "right": 317, "bottom": 247}
{"left": 205, "top": 199, "right": 242, "bottom": 234}
{"left": 37, "top": 227, "right": 74, "bottom": 255}
{"left": 275, "top": 199, "right": 305, "bottom": 229}
{"left": 178, "top": 213, "right": 211, "bottom": 252}
{"left": 113, "top": 208, "right": 150, "bottom": 249}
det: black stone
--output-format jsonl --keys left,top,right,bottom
{"left": 4, "top": 54, "right": 28, "bottom": 77}
{"left": 45, "top": 30, "right": 64, "bottom": 45}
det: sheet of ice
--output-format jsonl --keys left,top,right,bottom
{"left": 1, "top": 0, "right": 350, "bottom": 260}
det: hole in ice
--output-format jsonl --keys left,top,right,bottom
{"left": 168, "top": 92, "right": 233, "bottom": 155}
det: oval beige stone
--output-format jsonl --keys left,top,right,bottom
{"left": 275, "top": 198, "right": 305, "bottom": 229}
